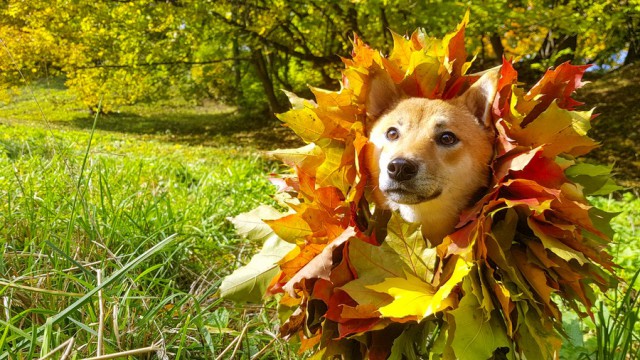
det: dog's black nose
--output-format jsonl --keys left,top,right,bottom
{"left": 387, "top": 158, "right": 418, "bottom": 181}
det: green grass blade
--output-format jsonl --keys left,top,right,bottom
{"left": 50, "top": 233, "right": 177, "bottom": 325}
{"left": 0, "top": 233, "right": 177, "bottom": 359}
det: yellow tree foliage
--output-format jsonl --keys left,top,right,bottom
{"left": 1, "top": 1, "right": 637, "bottom": 112}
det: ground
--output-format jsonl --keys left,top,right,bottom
{"left": 578, "top": 63, "right": 640, "bottom": 189}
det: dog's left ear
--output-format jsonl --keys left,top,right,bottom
{"left": 366, "top": 67, "right": 402, "bottom": 119}
{"left": 458, "top": 67, "right": 500, "bottom": 128}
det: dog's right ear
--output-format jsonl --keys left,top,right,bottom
{"left": 366, "top": 68, "right": 401, "bottom": 119}
{"left": 457, "top": 67, "right": 500, "bottom": 129}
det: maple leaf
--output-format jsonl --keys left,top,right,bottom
{"left": 522, "top": 62, "right": 591, "bottom": 126}
{"left": 338, "top": 237, "right": 407, "bottom": 312}
{"left": 514, "top": 302, "right": 562, "bottom": 360}
{"left": 368, "top": 257, "right": 470, "bottom": 320}
{"left": 268, "top": 143, "right": 324, "bottom": 175}
{"left": 384, "top": 213, "right": 438, "bottom": 280}
{"left": 282, "top": 227, "right": 357, "bottom": 297}
{"left": 506, "top": 100, "right": 598, "bottom": 158}
{"left": 388, "top": 321, "right": 449, "bottom": 360}
{"left": 220, "top": 207, "right": 295, "bottom": 302}
{"left": 449, "top": 275, "right": 513, "bottom": 360}
{"left": 222, "top": 13, "right": 618, "bottom": 360}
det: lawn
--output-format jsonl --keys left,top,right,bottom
{"left": 1, "top": 78, "right": 639, "bottom": 359}
{"left": 0, "top": 80, "right": 302, "bottom": 359}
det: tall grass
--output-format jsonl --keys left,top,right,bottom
{"left": 0, "top": 115, "right": 298, "bottom": 358}
{"left": 589, "top": 269, "right": 640, "bottom": 360}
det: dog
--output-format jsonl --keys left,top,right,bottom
{"left": 365, "top": 68, "right": 499, "bottom": 245}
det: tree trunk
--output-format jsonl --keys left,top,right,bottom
{"left": 532, "top": 0, "right": 578, "bottom": 66}
{"left": 624, "top": 5, "right": 640, "bottom": 65}
{"left": 555, "top": 34, "right": 577, "bottom": 64}
{"left": 251, "top": 49, "right": 285, "bottom": 114}
{"left": 535, "top": 30, "right": 577, "bottom": 66}
{"left": 489, "top": 33, "right": 504, "bottom": 60}
{"left": 380, "top": 6, "right": 391, "bottom": 44}
{"left": 232, "top": 34, "right": 244, "bottom": 106}
{"left": 624, "top": 42, "right": 639, "bottom": 65}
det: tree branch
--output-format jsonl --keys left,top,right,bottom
{"left": 75, "top": 58, "right": 249, "bottom": 70}
{"left": 209, "top": 9, "right": 339, "bottom": 65}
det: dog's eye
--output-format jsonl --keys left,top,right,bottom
{"left": 437, "top": 132, "right": 458, "bottom": 146}
{"left": 386, "top": 127, "right": 400, "bottom": 141}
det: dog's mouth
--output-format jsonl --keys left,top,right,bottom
{"left": 383, "top": 187, "right": 442, "bottom": 205}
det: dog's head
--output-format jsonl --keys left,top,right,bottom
{"left": 365, "top": 68, "right": 499, "bottom": 241}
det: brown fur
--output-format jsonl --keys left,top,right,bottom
{"left": 365, "top": 69, "right": 499, "bottom": 244}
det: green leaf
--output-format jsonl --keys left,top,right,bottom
{"left": 219, "top": 234, "right": 295, "bottom": 303}
{"left": 450, "top": 277, "right": 513, "bottom": 360}
{"left": 515, "top": 302, "right": 562, "bottom": 360}
{"left": 228, "top": 205, "right": 285, "bottom": 242}
{"left": 385, "top": 213, "right": 437, "bottom": 281}
{"left": 528, "top": 218, "right": 588, "bottom": 265}
{"left": 565, "top": 163, "right": 624, "bottom": 195}
{"left": 389, "top": 324, "right": 421, "bottom": 360}
{"left": 588, "top": 207, "right": 618, "bottom": 240}
{"left": 389, "top": 320, "right": 446, "bottom": 360}
{"left": 340, "top": 237, "right": 406, "bottom": 307}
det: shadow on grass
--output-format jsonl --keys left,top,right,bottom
{"left": 577, "top": 63, "right": 640, "bottom": 189}
{"left": 66, "top": 110, "right": 304, "bottom": 150}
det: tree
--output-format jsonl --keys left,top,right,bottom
{"left": 0, "top": 0, "right": 636, "bottom": 115}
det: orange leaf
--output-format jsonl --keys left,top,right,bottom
{"left": 282, "top": 227, "right": 357, "bottom": 297}
{"left": 266, "top": 213, "right": 313, "bottom": 243}
{"left": 522, "top": 62, "right": 591, "bottom": 126}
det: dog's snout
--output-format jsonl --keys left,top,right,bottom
{"left": 387, "top": 158, "right": 418, "bottom": 181}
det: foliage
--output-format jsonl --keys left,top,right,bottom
{"left": 590, "top": 193, "right": 640, "bottom": 275}
{"left": 222, "top": 15, "right": 623, "bottom": 359}
{"left": 0, "top": 0, "right": 638, "bottom": 113}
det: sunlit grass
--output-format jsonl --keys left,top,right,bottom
{"left": 0, "top": 110, "right": 299, "bottom": 358}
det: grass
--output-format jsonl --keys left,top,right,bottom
{"left": 0, "top": 81, "right": 302, "bottom": 358}
{"left": 1, "top": 78, "right": 639, "bottom": 359}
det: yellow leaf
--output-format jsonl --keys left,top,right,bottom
{"left": 310, "top": 87, "right": 352, "bottom": 108}
{"left": 368, "top": 257, "right": 470, "bottom": 319}
{"left": 277, "top": 107, "right": 325, "bottom": 143}
{"left": 367, "top": 271, "right": 435, "bottom": 319}
{"left": 314, "top": 138, "right": 355, "bottom": 192}
{"left": 388, "top": 31, "right": 414, "bottom": 72}
{"left": 265, "top": 213, "right": 313, "bottom": 243}
{"left": 507, "top": 101, "right": 598, "bottom": 157}
{"left": 268, "top": 143, "right": 325, "bottom": 174}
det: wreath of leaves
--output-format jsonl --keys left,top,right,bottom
{"left": 221, "top": 14, "right": 619, "bottom": 360}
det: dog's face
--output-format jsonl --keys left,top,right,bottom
{"left": 368, "top": 97, "right": 494, "bottom": 205}
{"left": 365, "top": 69, "right": 499, "bottom": 242}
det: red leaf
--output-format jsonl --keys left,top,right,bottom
{"left": 282, "top": 228, "right": 357, "bottom": 297}
{"left": 337, "top": 318, "right": 380, "bottom": 339}
{"left": 325, "top": 290, "right": 357, "bottom": 322}
{"left": 510, "top": 150, "right": 567, "bottom": 189}
{"left": 521, "top": 62, "right": 591, "bottom": 126}
{"left": 493, "top": 58, "right": 519, "bottom": 119}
